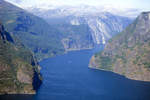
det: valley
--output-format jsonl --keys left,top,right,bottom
{"left": 0, "top": 0, "right": 150, "bottom": 99}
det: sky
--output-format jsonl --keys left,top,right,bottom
{"left": 5, "top": 0, "right": 150, "bottom": 11}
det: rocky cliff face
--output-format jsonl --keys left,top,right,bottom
{"left": 89, "top": 12, "right": 150, "bottom": 81}
{"left": 0, "top": 23, "right": 42, "bottom": 94}
{"left": 29, "top": 8, "right": 132, "bottom": 45}
{"left": 67, "top": 14, "right": 131, "bottom": 44}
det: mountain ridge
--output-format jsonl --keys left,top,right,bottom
{"left": 89, "top": 12, "right": 150, "bottom": 81}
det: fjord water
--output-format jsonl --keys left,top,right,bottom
{"left": 1, "top": 45, "right": 150, "bottom": 100}
{"left": 35, "top": 45, "right": 150, "bottom": 100}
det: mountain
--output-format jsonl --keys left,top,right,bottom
{"left": 1, "top": 0, "right": 133, "bottom": 61}
{"left": 28, "top": 7, "right": 132, "bottom": 45}
{"left": 0, "top": 0, "right": 96, "bottom": 60}
{"left": 0, "top": 0, "right": 65, "bottom": 60}
{"left": 89, "top": 12, "right": 150, "bottom": 81}
{"left": 0, "top": 22, "right": 42, "bottom": 94}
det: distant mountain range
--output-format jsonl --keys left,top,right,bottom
{"left": 89, "top": 12, "right": 150, "bottom": 81}
{"left": 29, "top": 6, "right": 132, "bottom": 45}
{"left": 5, "top": 0, "right": 142, "bottom": 18}
{"left": 28, "top": 5, "right": 141, "bottom": 18}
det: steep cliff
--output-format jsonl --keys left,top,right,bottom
{"left": 89, "top": 12, "right": 150, "bottom": 81}
{"left": 0, "top": 23, "right": 42, "bottom": 94}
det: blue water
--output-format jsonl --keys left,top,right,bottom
{"left": 1, "top": 45, "right": 150, "bottom": 100}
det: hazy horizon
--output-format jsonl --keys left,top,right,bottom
{"left": 5, "top": 0, "right": 150, "bottom": 11}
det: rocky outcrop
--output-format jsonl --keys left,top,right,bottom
{"left": 0, "top": 23, "right": 42, "bottom": 94}
{"left": 89, "top": 12, "right": 150, "bottom": 81}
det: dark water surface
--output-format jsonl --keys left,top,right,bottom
{"left": 1, "top": 45, "right": 150, "bottom": 100}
